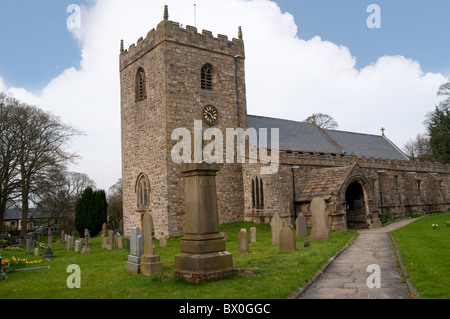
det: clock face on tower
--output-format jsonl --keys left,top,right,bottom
{"left": 202, "top": 105, "right": 219, "bottom": 125}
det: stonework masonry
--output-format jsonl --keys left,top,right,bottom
{"left": 121, "top": 10, "right": 450, "bottom": 239}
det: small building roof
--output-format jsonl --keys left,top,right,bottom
{"left": 295, "top": 165, "right": 355, "bottom": 203}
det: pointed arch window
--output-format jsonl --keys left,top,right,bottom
{"left": 251, "top": 175, "right": 264, "bottom": 209}
{"left": 136, "top": 174, "right": 151, "bottom": 209}
{"left": 201, "top": 64, "right": 213, "bottom": 90}
{"left": 135, "top": 67, "right": 146, "bottom": 101}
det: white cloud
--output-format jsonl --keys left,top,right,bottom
{"left": 1, "top": 0, "right": 447, "bottom": 189}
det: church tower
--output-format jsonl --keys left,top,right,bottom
{"left": 120, "top": 6, "right": 247, "bottom": 239}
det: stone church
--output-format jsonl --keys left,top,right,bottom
{"left": 120, "top": 7, "right": 449, "bottom": 239}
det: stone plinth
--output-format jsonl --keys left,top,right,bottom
{"left": 175, "top": 163, "right": 233, "bottom": 282}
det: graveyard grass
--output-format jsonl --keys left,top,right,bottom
{"left": 390, "top": 213, "right": 450, "bottom": 299}
{"left": 0, "top": 222, "right": 356, "bottom": 299}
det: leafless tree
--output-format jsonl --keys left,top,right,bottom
{"left": 1, "top": 99, "right": 81, "bottom": 236}
{"left": 305, "top": 113, "right": 339, "bottom": 130}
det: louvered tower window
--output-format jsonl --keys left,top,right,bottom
{"left": 201, "top": 64, "right": 213, "bottom": 90}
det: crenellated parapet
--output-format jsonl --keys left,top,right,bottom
{"left": 120, "top": 6, "right": 244, "bottom": 72}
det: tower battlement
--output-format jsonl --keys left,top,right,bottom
{"left": 120, "top": 7, "right": 244, "bottom": 72}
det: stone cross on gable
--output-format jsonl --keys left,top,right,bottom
{"left": 381, "top": 127, "right": 385, "bottom": 136}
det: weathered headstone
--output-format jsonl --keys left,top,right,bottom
{"left": 34, "top": 247, "right": 40, "bottom": 256}
{"left": 270, "top": 212, "right": 284, "bottom": 245}
{"left": 140, "top": 213, "right": 162, "bottom": 275}
{"left": 296, "top": 213, "right": 308, "bottom": 238}
{"left": 309, "top": 197, "right": 331, "bottom": 241}
{"left": 175, "top": 163, "right": 233, "bottom": 282}
{"left": 60, "top": 230, "right": 65, "bottom": 243}
{"left": 26, "top": 238, "right": 34, "bottom": 254}
{"left": 101, "top": 223, "right": 107, "bottom": 237}
{"left": 159, "top": 238, "right": 168, "bottom": 248}
{"left": 250, "top": 227, "right": 257, "bottom": 243}
{"left": 238, "top": 229, "right": 249, "bottom": 253}
{"left": 302, "top": 240, "right": 310, "bottom": 248}
{"left": 43, "top": 228, "right": 55, "bottom": 258}
{"left": 127, "top": 227, "right": 144, "bottom": 274}
{"left": 119, "top": 219, "right": 123, "bottom": 234}
{"left": 106, "top": 230, "right": 114, "bottom": 250}
{"left": 66, "top": 235, "right": 73, "bottom": 250}
{"left": 115, "top": 233, "right": 124, "bottom": 249}
{"left": 279, "top": 227, "right": 296, "bottom": 252}
{"left": 81, "top": 229, "right": 91, "bottom": 254}
{"left": 74, "top": 240, "right": 82, "bottom": 252}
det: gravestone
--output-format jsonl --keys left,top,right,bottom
{"left": 60, "top": 230, "right": 65, "bottom": 243}
{"left": 43, "top": 228, "right": 55, "bottom": 258}
{"left": 159, "top": 238, "right": 168, "bottom": 248}
{"left": 309, "top": 197, "right": 331, "bottom": 241}
{"left": 115, "top": 233, "right": 124, "bottom": 249}
{"left": 296, "top": 213, "right": 308, "bottom": 238}
{"left": 26, "top": 238, "right": 34, "bottom": 255}
{"left": 101, "top": 223, "right": 107, "bottom": 237}
{"left": 238, "top": 229, "right": 249, "bottom": 253}
{"left": 175, "top": 163, "right": 233, "bottom": 282}
{"left": 106, "top": 230, "right": 114, "bottom": 250}
{"left": 279, "top": 227, "right": 296, "bottom": 252}
{"left": 270, "top": 212, "right": 284, "bottom": 245}
{"left": 66, "top": 235, "right": 73, "bottom": 250}
{"left": 34, "top": 247, "right": 40, "bottom": 256}
{"left": 302, "top": 241, "right": 310, "bottom": 248}
{"left": 81, "top": 229, "right": 91, "bottom": 254}
{"left": 74, "top": 240, "right": 82, "bottom": 252}
{"left": 126, "top": 227, "right": 144, "bottom": 274}
{"left": 250, "top": 227, "right": 257, "bottom": 243}
{"left": 119, "top": 219, "right": 123, "bottom": 234}
{"left": 140, "top": 213, "right": 162, "bottom": 275}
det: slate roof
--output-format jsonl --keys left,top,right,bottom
{"left": 247, "top": 115, "right": 409, "bottom": 161}
{"left": 3, "top": 208, "right": 43, "bottom": 220}
{"left": 296, "top": 165, "right": 355, "bottom": 202}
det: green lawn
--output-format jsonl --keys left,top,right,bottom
{"left": 0, "top": 222, "right": 356, "bottom": 299}
{"left": 390, "top": 213, "right": 450, "bottom": 299}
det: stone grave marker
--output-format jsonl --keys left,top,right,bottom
{"left": 250, "top": 227, "right": 257, "bottom": 243}
{"left": 60, "top": 230, "right": 65, "bottom": 243}
{"left": 279, "top": 227, "right": 296, "bottom": 252}
{"left": 140, "top": 213, "right": 162, "bottom": 275}
{"left": 159, "top": 238, "right": 168, "bottom": 248}
{"left": 309, "top": 197, "right": 331, "bottom": 241}
{"left": 81, "top": 229, "right": 91, "bottom": 253}
{"left": 34, "top": 247, "right": 40, "bottom": 256}
{"left": 43, "top": 228, "right": 55, "bottom": 258}
{"left": 66, "top": 235, "right": 73, "bottom": 250}
{"left": 106, "top": 230, "right": 114, "bottom": 250}
{"left": 296, "top": 213, "right": 308, "bottom": 238}
{"left": 74, "top": 240, "right": 82, "bottom": 252}
{"left": 26, "top": 238, "right": 34, "bottom": 254}
{"left": 101, "top": 223, "right": 107, "bottom": 237}
{"left": 126, "top": 227, "right": 143, "bottom": 274}
{"left": 115, "top": 233, "right": 124, "bottom": 249}
{"left": 270, "top": 212, "right": 284, "bottom": 245}
{"left": 238, "top": 229, "right": 249, "bottom": 253}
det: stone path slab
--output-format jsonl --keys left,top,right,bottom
{"left": 296, "top": 218, "right": 418, "bottom": 299}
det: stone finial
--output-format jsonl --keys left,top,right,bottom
{"left": 164, "top": 5, "right": 169, "bottom": 21}
{"left": 238, "top": 26, "right": 243, "bottom": 40}
{"left": 381, "top": 127, "right": 385, "bottom": 136}
{"left": 120, "top": 39, "right": 124, "bottom": 53}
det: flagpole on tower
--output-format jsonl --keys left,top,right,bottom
{"left": 194, "top": 4, "right": 197, "bottom": 27}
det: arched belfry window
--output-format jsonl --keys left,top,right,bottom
{"left": 251, "top": 175, "right": 264, "bottom": 209}
{"left": 135, "top": 67, "right": 146, "bottom": 101}
{"left": 136, "top": 174, "right": 151, "bottom": 209}
{"left": 201, "top": 64, "right": 213, "bottom": 90}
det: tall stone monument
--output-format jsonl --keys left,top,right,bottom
{"left": 309, "top": 197, "right": 331, "bottom": 241}
{"left": 140, "top": 213, "right": 162, "bottom": 275}
{"left": 81, "top": 229, "right": 91, "bottom": 254}
{"left": 175, "top": 163, "right": 233, "bottom": 282}
{"left": 43, "top": 228, "right": 55, "bottom": 258}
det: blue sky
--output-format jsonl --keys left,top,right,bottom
{"left": 1, "top": 0, "right": 448, "bottom": 94}
{"left": 0, "top": 0, "right": 448, "bottom": 189}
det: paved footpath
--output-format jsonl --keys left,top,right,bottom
{"left": 296, "top": 218, "right": 418, "bottom": 299}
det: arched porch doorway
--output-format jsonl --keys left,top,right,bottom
{"left": 345, "top": 181, "right": 367, "bottom": 229}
